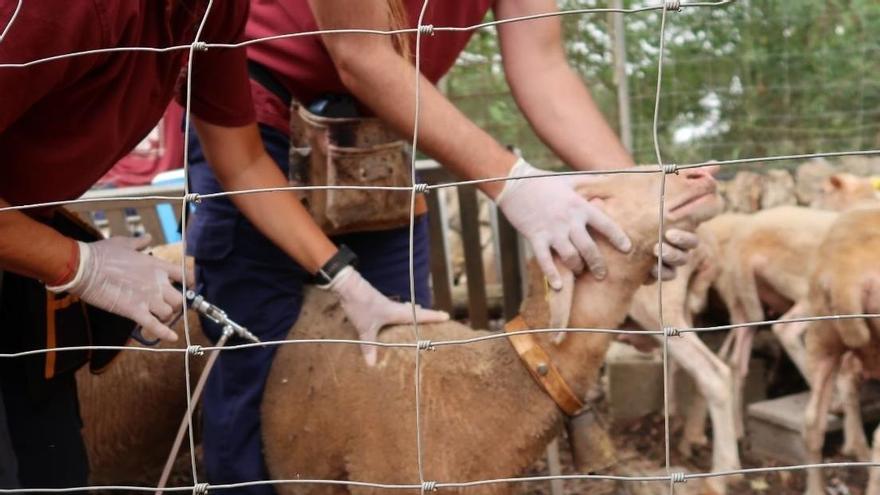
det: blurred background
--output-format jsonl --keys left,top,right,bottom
{"left": 442, "top": 0, "right": 880, "bottom": 176}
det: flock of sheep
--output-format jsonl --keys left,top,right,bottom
{"left": 74, "top": 159, "right": 880, "bottom": 495}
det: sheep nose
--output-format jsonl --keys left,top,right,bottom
{"left": 684, "top": 164, "right": 719, "bottom": 182}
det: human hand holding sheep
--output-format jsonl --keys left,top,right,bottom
{"left": 495, "top": 157, "right": 699, "bottom": 288}
{"left": 321, "top": 265, "right": 449, "bottom": 366}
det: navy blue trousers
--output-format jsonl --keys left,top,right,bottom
{"left": 186, "top": 125, "right": 430, "bottom": 494}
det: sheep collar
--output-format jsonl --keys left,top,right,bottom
{"left": 504, "top": 316, "right": 585, "bottom": 416}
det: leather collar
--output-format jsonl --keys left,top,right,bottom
{"left": 504, "top": 315, "right": 585, "bottom": 416}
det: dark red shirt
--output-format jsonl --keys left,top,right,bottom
{"left": 245, "top": 0, "right": 495, "bottom": 132}
{"left": 0, "top": 0, "right": 255, "bottom": 207}
{"left": 98, "top": 102, "right": 185, "bottom": 187}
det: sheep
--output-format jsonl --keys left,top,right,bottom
{"left": 261, "top": 166, "right": 722, "bottom": 494}
{"left": 626, "top": 229, "right": 739, "bottom": 494}
{"left": 619, "top": 172, "right": 878, "bottom": 491}
{"left": 802, "top": 206, "right": 880, "bottom": 495}
{"left": 77, "top": 242, "right": 207, "bottom": 485}
{"left": 810, "top": 172, "right": 879, "bottom": 211}
{"left": 717, "top": 173, "right": 879, "bottom": 436}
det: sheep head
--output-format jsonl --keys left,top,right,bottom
{"left": 812, "top": 173, "right": 879, "bottom": 211}
{"left": 522, "top": 165, "right": 721, "bottom": 334}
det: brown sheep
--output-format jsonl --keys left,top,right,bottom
{"left": 802, "top": 206, "right": 880, "bottom": 495}
{"left": 261, "top": 166, "right": 721, "bottom": 494}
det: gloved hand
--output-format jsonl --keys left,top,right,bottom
{"left": 495, "top": 158, "right": 632, "bottom": 290}
{"left": 651, "top": 229, "right": 699, "bottom": 281}
{"left": 47, "top": 235, "right": 187, "bottom": 342}
{"left": 323, "top": 266, "right": 449, "bottom": 366}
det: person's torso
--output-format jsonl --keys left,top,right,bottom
{"left": 97, "top": 103, "right": 186, "bottom": 188}
{"left": 245, "top": 0, "right": 495, "bottom": 130}
{"left": 0, "top": 0, "right": 244, "bottom": 207}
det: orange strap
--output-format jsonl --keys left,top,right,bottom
{"left": 43, "top": 291, "right": 81, "bottom": 380}
{"left": 504, "top": 316, "right": 585, "bottom": 416}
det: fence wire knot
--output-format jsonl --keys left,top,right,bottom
{"left": 664, "top": 0, "right": 682, "bottom": 12}
{"left": 421, "top": 481, "right": 438, "bottom": 492}
{"left": 184, "top": 192, "right": 202, "bottom": 204}
{"left": 663, "top": 326, "right": 680, "bottom": 337}
{"left": 191, "top": 41, "right": 209, "bottom": 52}
{"left": 417, "top": 340, "right": 435, "bottom": 351}
{"left": 662, "top": 163, "right": 679, "bottom": 174}
{"left": 670, "top": 472, "right": 687, "bottom": 483}
{"left": 414, "top": 183, "right": 429, "bottom": 193}
{"left": 418, "top": 24, "right": 435, "bottom": 36}
{"left": 192, "top": 482, "right": 209, "bottom": 495}
{"left": 187, "top": 345, "right": 204, "bottom": 356}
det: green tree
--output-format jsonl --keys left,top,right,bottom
{"left": 444, "top": 0, "right": 880, "bottom": 172}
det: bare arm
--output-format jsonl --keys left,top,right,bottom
{"left": 192, "top": 118, "right": 450, "bottom": 363}
{"left": 0, "top": 201, "right": 78, "bottom": 283}
{"left": 191, "top": 118, "right": 337, "bottom": 273}
{"left": 308, "top": 0, "right": 517, "bottom": 199}
{"left": 497, "top": 0, "right": 635, "bottom": 171}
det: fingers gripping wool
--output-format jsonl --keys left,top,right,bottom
{"left": 3, "top": 1, "right": 880, "bottom": 495}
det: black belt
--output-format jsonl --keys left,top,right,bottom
{"left": 247, "top": 60, "right": 292, "bottom": 106}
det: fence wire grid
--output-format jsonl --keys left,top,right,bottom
{"left": 2, "top": 0, "right": 880, "bottom": 493}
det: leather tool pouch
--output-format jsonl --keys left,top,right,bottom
{"left": 289, "top": 102, "right": 424, "bottom": 235}
{"left": 0, "top": 209, "right": 136, "bottom": 400}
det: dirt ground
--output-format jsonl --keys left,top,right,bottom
{"left": 513, "top": 412, "right": 870, "bottom": 495}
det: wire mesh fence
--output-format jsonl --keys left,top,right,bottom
{"left": 2, "top": 0, "right": 880, "bottom": 493}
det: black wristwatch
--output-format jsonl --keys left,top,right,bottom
{"left": 315, "top": 245, "right": 358, "bottom": 286}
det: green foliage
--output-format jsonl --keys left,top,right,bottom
{"left": 443, "top": 0, "right": 880, "bottom": 170}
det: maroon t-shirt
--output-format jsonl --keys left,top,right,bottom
{"left": 245, "top": 0, "right": 495, "bottom": 132}
{"left": 0, "top": 0, "right": 256, "bottom": 207}
{"left": 98, "top": 102, "right": 185, "bottom": 187}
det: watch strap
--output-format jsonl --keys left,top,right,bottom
{"left": 316, "top": 245, "right": 358, "bottom": 285}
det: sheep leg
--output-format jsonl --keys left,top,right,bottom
{"left": 718, "top": 330, "right": 735, "bottom": 363}
{"left": 660, "top": 332, "right": 741, "bottom": 493}
{"left": 771, "top": 302, "right": 811, "bottom": 384}
{"left": 667, "top": 359, "right": 684, "bottom": 418}
{"left": 729, "top": 326, "right": 755, "bottom": 439}
{"left": 686, "top": 254, "right": 719, "bottom": 317}
{"left": 803, "top": 356, "right": 838, "bottom": 495}
{"left": 679, "top": 392, "right": 709, "bottom": 458}
{"left": 838, "top": 353, "right": 870, "bottom": 461}
{"left": 866, "top": 423, "right": 880, "bottom": 495}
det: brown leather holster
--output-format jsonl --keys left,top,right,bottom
{"left": 288, "top": 102, "right": 426, "bottom": 236}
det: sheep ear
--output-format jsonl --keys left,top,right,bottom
{"left": 825, "top": 174, "right": 846, "bottom": 191}
{"left": 548, "top": 261, "right": 575, "bottom": 345}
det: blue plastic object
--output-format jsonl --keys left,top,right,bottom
{"left": 151, "top": 169, "right": 188, "bottom": 243}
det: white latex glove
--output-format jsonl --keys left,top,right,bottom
{"left": 651, "top": 229, "right": 699, "bottom": 281}
{"left": 495, "top": 158, "right": 632, "bottom": 290}
{"left": 323, "top": 266, "right": 449, "bottom": 366}
{"left": 46, "top": 235, "right": 186, "bottom": 342}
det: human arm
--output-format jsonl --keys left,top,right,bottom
{"left": 498, "top": 0, "right": 695, "bottom": 278}
{"left": 308, "top": 0, "right": 634, "bottom": 287}
{"left": 0, "top": 202, "right": 79, "bottom": 284}
{"left": 0, "top": 201, "right": 187, "bottom": 341}
{"left": 191, "top": 118, "right": 447, "bottom": 363}
{"left": 308, "top": 0, "right": 516, "bottom": 199}
{"left": 498, "top": 0, "right": 633, "bottom": 171}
